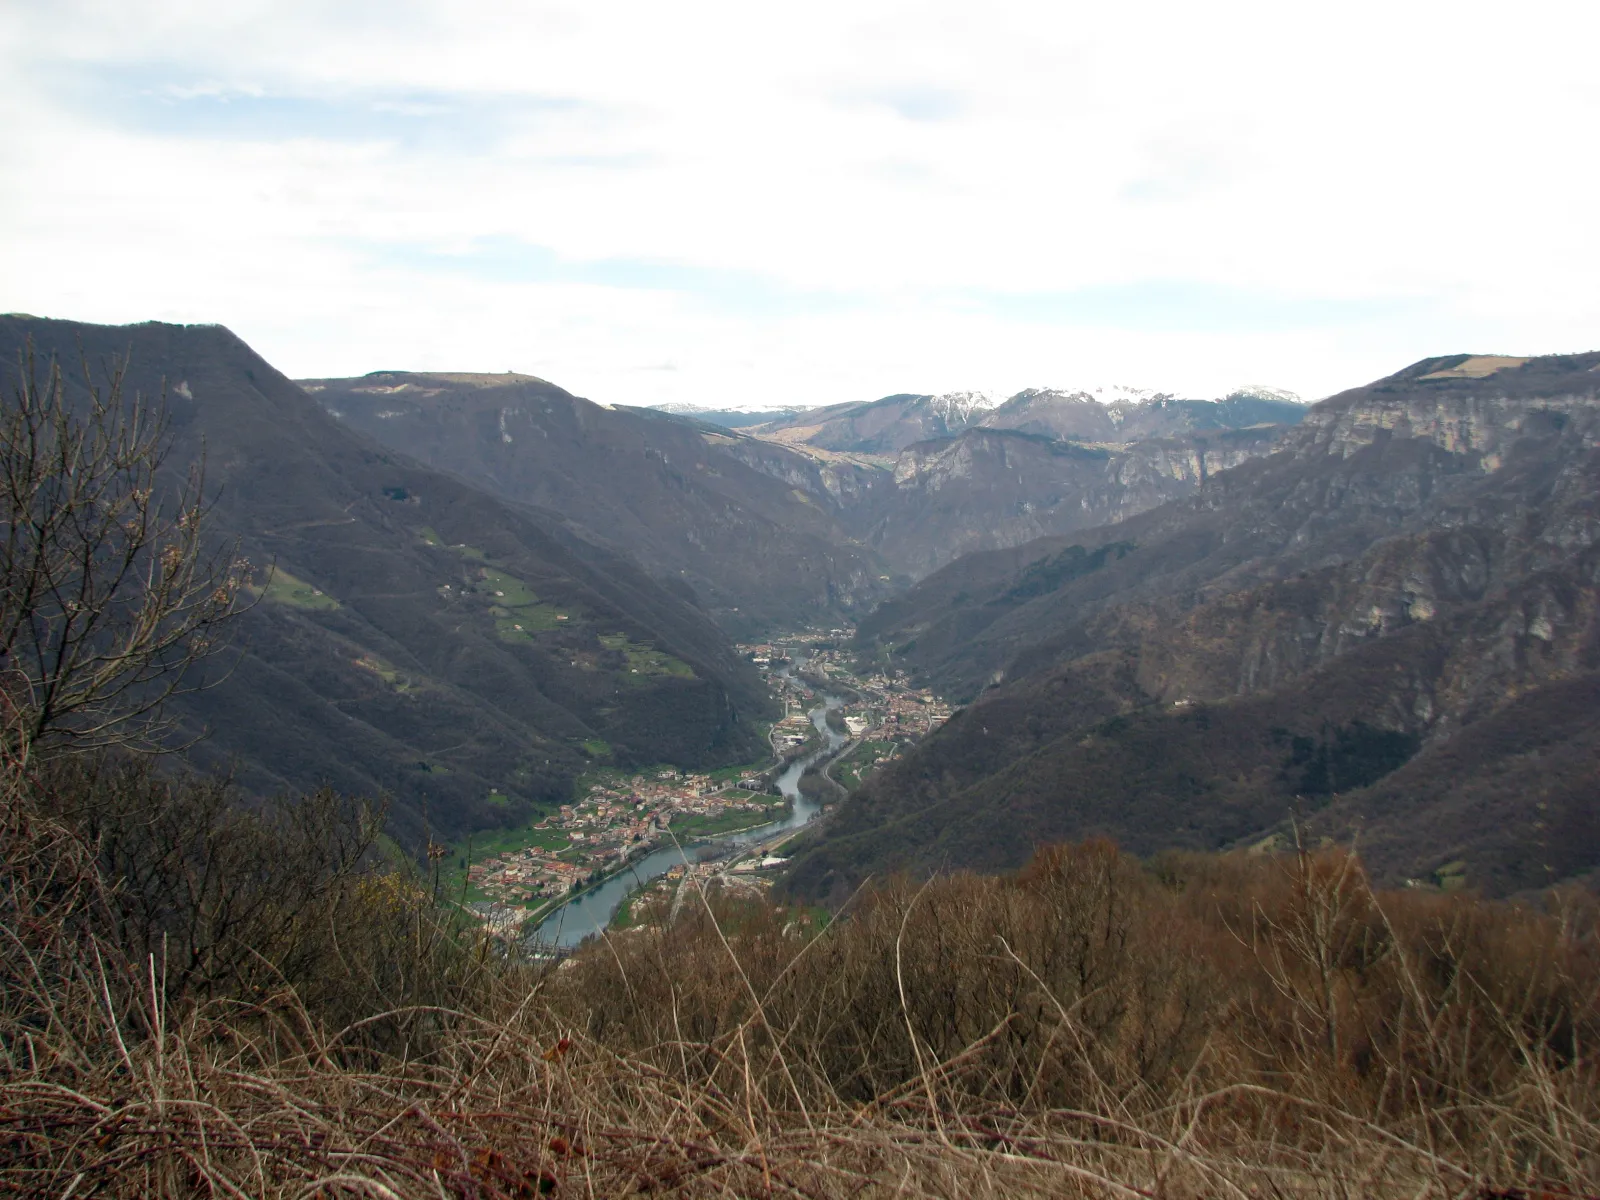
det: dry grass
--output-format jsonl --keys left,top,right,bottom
{"left": 3, "top": 757, "right": 1597, "bottom": 1198}
{"left": 1416, "top": 356, "right": 1530, "bottom": 381}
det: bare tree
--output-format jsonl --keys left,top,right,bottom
{"left": 0, "top": 342, "right": 252, "bottom": 760}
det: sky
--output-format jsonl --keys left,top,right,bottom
{"left": 2, "top": 0, "right": 1598, "bottom": 410}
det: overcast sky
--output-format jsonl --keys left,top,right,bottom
{"left": 3, "top": 0, "right": 1597, "bottom": 409}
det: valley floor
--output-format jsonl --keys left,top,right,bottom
{"left": 448, "top": 625, "right": 956, "bottom": 938}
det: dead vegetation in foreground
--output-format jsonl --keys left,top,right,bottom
{"left": 2, "top": 760, "right": 1598, "bottom": 1198}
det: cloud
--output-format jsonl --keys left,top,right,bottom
{"left": 1, "top": 0, "right": 1598, "bottom": 408}
{"left": 975, "top": 281, "right": 1427, "bottom": 335}
{"left": 354, "top": 237, "right": 860, "bottom": 318}
{"left": 853, "top": 85, "right": 969, "bottom": 123}
{"left": 41, "top": 63, "right": 583, "bottom": 152}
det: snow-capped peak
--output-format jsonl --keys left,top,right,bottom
{"left": 1006, "top": 385, "right": 1178, "bottom": 407}
{"left": 651, "top": 401, "right": 790, "bottom": 415}
{"left": 927, "top": 390, "right": 1001, "bottom": 422}
{"left": 1226, "top": 384, "right": 1304, "bottom": 405}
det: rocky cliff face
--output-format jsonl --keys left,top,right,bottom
{"left": 856, "top": 426, "right": 1290, "bottom": 577}
{"left": 1104, "top": 426, "right": 1289, "bottom": 504}
{"left": 869, "top": 355, "right": 1600, "bottom": 698}
{"left": 786, "top": 352, "right": 1600, "bottom": 902}
{"left": 706, "top": 433, "right": 889, "bottom": 511}
{"left": 711, "top": 418, "right": 1295, "bottom": 583}
{"left": 1298, "top": 354, "right": 1600, "bottom": 462}
{"left": 720, "top": 386, "right": 1306, "bottom": 581}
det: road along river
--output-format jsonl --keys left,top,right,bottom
{"left": 529, "top": 670, "right": 848, "bottom": 949}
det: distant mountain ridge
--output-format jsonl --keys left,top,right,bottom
{"left": 743, "top": 391, "right": 1000, "bottom": 456}
{"left": 850, "top": 422, "right": 1290, "bottom": 577}
{"left": 322, "top": 379, "right": 1309, "bottom": 615}
{"left": 659, "top": 385, "right": 1303, "bottom": 579}
{"left": 856, "top": 352, "right": 1597, "bottom": 700}
{"left": 729, "top": 386, "right": 1305, "bottom": 579}
{"left": 974, "top": 386, "right": 1304, "bottom": 443}
{"left": 644, "top": 403, "right": 811, "bottom": 430}
{"left": 741, "top": 385, "right": 1302, "bottom": 455}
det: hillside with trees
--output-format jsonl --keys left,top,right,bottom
{"left": 305, "top": 372, "right": 895, "bottom": 635}
{"left": 0, "top": 318, "right": 775, "bottom": 847}
{"left": 786, "top": 353, "right": 1600, "bottom": 901}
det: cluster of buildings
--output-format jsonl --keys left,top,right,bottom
{"left": 858, "top": 677, "right": 954, "bottom": 738}
{"left": 466, "top": 768, "right": 779, "bottom": 907}
{"left": 740, "top": 634, "right": 954, "bottom": 745}
{"left": 771, "top": 709, "right": 818, "bottom": 750}
{"left": 738, "top": 645, "right": 824, "bottom": 753}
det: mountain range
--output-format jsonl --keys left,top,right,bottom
{"left": 972, "top": 385, "right": 1304, "bottom": 443}
{"left": 721, "top": 385, "right": 1308, "bottom": 576}
{"left": 0, "top": 318, "right": 773, "bottom": 846}
{"left": 781, "top": 353, "right": 1600, "bottom": 902}
{"left": 0, "top": 316, "right": 1311, "bottom": 855}
{"left": 647, "top": 403, "right": 811, "bottom": 429}
{"left": 7, "top": 315, "right": 1591, "bottom": 900}
{"left": 310, "top": 378, "right": 1311, "bottom": 609}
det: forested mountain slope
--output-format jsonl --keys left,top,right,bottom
{"left": 785, "top": 353, "right": 1600, "bottom": 902}
{"left": 0, "top": 318, "right": 773, "bottom": 845}
{"left": 304, "top": 373, "right": 893, "bottom": 635}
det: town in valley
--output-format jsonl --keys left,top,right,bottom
{"left": 453, "top": 628, "right": 952, "bottom": 930}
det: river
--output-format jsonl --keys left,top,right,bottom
{"left": 529, "top": 661, "right": 848, "bottom": 948}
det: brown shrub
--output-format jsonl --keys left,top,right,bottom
{"left": 2, "top": 756, "right": 1597, "bottom": 1197}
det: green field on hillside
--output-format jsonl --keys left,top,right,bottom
{"left": 480, "top": 566, "right": 576, "bottom": 640}
{"left": 351, "top": 652, "right": 423, "bottom": 693}
{"left": 421, "top": 532, "right": 580, "bottom": 642}
{"left": 598, "top": 632, "right": 695, "bottom": 679}
{"left": 260, "top": 566, "right": 340, "bottom": 611}
{"left": 832, "top": 739, "right": 898, "bottom": 789}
